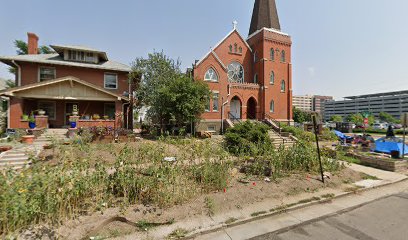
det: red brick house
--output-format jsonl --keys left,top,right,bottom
{"left": 193, "top": 0, "right": 293, "bottom": 132}
{"left": 0, "top": 33, "right": 132, "bottom": 129}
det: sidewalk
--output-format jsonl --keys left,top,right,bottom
{"left": 119, "top": 163, "right": 408, "bottom": 240}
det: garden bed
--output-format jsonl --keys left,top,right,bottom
{"left": 346, "top": 152, "right": 408, "bottom": 172}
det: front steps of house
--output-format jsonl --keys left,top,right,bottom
{"left": 0, "top": 128, "right": 69, "bottom": 170}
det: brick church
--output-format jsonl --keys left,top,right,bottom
{"left": 193, "top": 0, "right": 293, "bottom": 132}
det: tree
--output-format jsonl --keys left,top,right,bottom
{"left": 379, "top": 112, "right": 397, "bottom": 123}
{"left": 330, "top": 115, "right": 343, "bottom": 123}
{"left": 293, "top": 107, "right": 312, "bottom": 123}
{"left": 347, "top": 114, "right": 364, "bottom": 125}
{"left": 8, "top": 40, "right": 54, "bottom": 75}
{"left": 5, "top": 79, "right": 16, "bottom": 89}
{"left": 131, "top": 51, "right": 210, "bottom": 133}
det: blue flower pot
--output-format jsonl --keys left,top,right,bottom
{"left": 28, "top": 122, "right": 36, "bottom": 129}
{"left": 70, "top": 121, "right": 77, "bottom": 128}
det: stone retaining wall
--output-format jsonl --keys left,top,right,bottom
{"left": 348, "top": 152, "right": 407, "bottom": 172}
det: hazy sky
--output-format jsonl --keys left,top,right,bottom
{"left": 1, "top": 0, "right": 407, "bottom": 99}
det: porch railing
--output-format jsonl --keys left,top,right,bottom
{"left": 228, "top": 112, "right": 241, "bottom": 124}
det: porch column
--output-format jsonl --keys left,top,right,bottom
{"left": 9, "top": 97, "right": 24, "bottom": 129}
{"left": 115, "top": 100, "right": 123, "bottom": 129}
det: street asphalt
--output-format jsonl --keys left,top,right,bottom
{"left": 251, "top": 190, "right": 408, "bottom": 240}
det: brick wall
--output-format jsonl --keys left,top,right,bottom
{"left": 18, "top": 62, "right": 129, "bottom": 95}
{"left": 193, "top": 29, "right": 293, "bottom": 124}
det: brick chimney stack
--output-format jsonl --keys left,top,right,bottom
{"left": 27, "top": 32, "right": 39, "bottom": 55}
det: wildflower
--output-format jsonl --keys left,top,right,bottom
{"left": 18, "top": 189, "right": 27, "bottom": 193}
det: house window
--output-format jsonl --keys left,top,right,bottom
{"left": 213, "top": 93, "right": 219, "bottom": 112}
{"left": 204, "top": 68, "right": 218, "bottom": 82}
{"left": 39, "top": 67, "right": 56, "bottom": 82}
{"left": 68, "top": 50, "right": 95, "bottom": 62}
{"left": 270, "top": 100, "right": 275, "bottom": 113}
{"left": 38, "top": 101, "right": 56, "bottom": 120}
{"left": 207, "top": 125, "right": 216, "bottom": 132}
{"left": 270, "top": 71, "right": 275, "bottom": 85}
{"left": 104, "top": 73, "right": 118, "bottom": 89}
{"left": 254, "top": 74, "right": 258, "bottom": 84}
{"left": 227, "top": 62, "right": 244, "bottom": 83}
{"left": 270, "top": 48, "right": 275, "bottom": 61}
{"left": 205, "top": 96, "right": 210, "bottom": 112}
{"left": 104, "top": 103, "right": 116, "bottom": 119}
{"left": 281, "top": 50, "right": 286, "bottom": 63}
{"left": 281, "top": 80, "right": 286, "bottom": 92}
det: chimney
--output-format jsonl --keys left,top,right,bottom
{"left": 27, "top": 32, "right": 39, "bottom": 55}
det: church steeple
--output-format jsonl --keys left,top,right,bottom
{"left": 249, "top": 0, "right": 281, "bottom": 36}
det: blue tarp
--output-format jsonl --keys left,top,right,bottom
{"left": 375, "top": 137, "right": 408, "bottom": 156}
{"left": 333, "top": 130, "right": 353, "bottom": 140}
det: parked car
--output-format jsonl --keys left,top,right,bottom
{"left": 392, "top": 124, "right": 402, "bottom": 129}
{"left": 373, "top": 123, "right": 388, "bottom": 130}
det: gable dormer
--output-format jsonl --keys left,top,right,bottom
{"left": 50, "top": 45, "right": 108, "bottom": 64}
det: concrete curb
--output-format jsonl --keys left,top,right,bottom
{"left": 184, "top": 176, "right": 408, "bottom": 239}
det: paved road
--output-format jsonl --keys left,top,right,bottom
{"left": 251, "top": 191, "right": 408, "bottom": 240}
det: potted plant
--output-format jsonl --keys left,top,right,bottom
{"left": 37, "top": 109, "right": 46, "bottom": 116}
{"left": 103, "top": 115, "right": 109, "bottom": 120}
{"left": 69, "top": 116, "right": 78, "bottom": 128}
{"left": 28, "top": 114, "right": 36, "bottom": 129}
{"left": 92, "top": 114, "right": 100, "bottom": 120}
{"left": 21, "top": 114, "right": 29, "bottom": 121}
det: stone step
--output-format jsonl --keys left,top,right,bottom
{"left": 0, "top": 161, "right": 31, "bottom": 167}
{"left": 1, "top": 155, "right": 29, "bottom": 161}
{"left": 2, "top": 153, "right": 26, "bottom": 157}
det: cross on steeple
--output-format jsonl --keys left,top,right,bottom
{"left": 249, "top": 0, "right": 281, "bottom": 36}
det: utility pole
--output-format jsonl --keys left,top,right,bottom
{"left": 312, "top": 113, "right": 324, "bottom": 183}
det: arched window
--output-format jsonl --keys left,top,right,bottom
{"left": 281, "top": 50, "right": 286, "bottom": 63}
{"left": 229, "top": 45, "right": 233, "bottom": 52}
{"left": 254, "top": 74, "right": 258, "bottom": 84}
{"left": 270, "top": 100, "right": 275, "bottom": 113}
{"left": 239, "top": 47, "right": 242, "bottom": 53}
{"left": 270, "top": 48, "right": 275, "bottom": 61}
{"left": 270, "top": 71, "right": 275, "bottom": 85}
{"left": 234, "top": 43, "right": 238, "bottom": 53}
{"left": 227, "top": 62, "right": 245, "bottom": 83}
{"left": 281, "top": 80, "right": 286, "bottom": 92}
{"left": 204, "top": 68, "right": 219, "bottom": 82}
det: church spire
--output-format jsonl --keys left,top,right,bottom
{"left": 249, "top": 0, "right": 281, "bottom": 36}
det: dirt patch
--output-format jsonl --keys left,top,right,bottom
{"left": 56, "top": 167, "right": 362, "bottom": 239}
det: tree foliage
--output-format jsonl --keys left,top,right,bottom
{"left": 330, "top": 115, "right": 343, "bottom": 123}
{"left": 293, "top": 107, "right": 312, "bottom": 123}
{"left": 346, "top": 113, "right": 375, "bottom": 125}
{"left": 379, "top": 112, "right": 398, "bottom": 123}
{"left": 131, "top": 51, "right": 210, "bottom": 131}
{"left": 8, "top": 40, "right": 54, "bottom": 75}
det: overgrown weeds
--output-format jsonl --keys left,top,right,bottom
{"left": 0, "top": 140, "right": 231, "bottom": 235}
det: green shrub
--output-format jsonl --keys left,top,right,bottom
{"left": 281, "top": 125, "right": 314, "bottom": 142}
{"left": 224, "top": 121, "right": 272, "bottom": 155}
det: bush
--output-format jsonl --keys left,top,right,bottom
{"left": 281, "top": 125, "right": 314, "bottom": 142}
{"left": 224, "top": 121, "right": 273, "bottom": 155}
{"left": 242, "top": 143, "right": 341, "bottom": 178}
